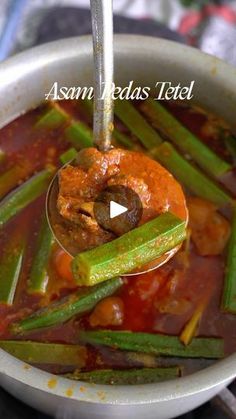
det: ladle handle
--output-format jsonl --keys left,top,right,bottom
{"left": 90, "top": 0, "right": 114, "bottom": 152}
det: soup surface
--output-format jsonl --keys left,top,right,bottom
{"left": 0, "top": 98, "right": 235, "bottom": 384}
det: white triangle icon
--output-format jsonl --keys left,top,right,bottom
{"left": 110, "top": 201, "right": 128, "bottom": 219}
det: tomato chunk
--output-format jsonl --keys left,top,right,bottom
{"left": 53, "top": 249, "right": 74, "bottom": 282}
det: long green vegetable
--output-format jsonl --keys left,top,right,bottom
{"left": 83, "top": 99, "right": 232, "bottom": 207}
{"left": 221, "top": 207, "right": 236, "bottom": 313}
{"left": 72, "top": 212, "right": 186, "bottom": 286}
{"left": 141, "top": 99, "right": 231, "bottom": 177}
{"left": 81, "top": 98, "right": 93, "bottom": 114}
{"left": 113, "top": 128, "right": 134, "bottom": 149}
{"left": 27, "top": 214, "right": 53, "bottom": 295}
{"left": 36, "top": 103, "right": 93, "bottom": 149}
{"left": 84, "top": 100, "right": 232, "bottom": 208}
{"left": 35, "top": 105, "right": 68, "bottom": 130}
{"left": 180, "top": 295, "right": 210, "bottom": 346}
{"left": 60, "top": 147, "right": 78, "bottom": 165}
{"left": 0, "top": 166, "right": 23, "bottom": 200}
{"left": 0, "top": 234, "right": 25, "bottom": 304}
{"left": 0, "top": 168, "right": 54, "bottom": 228}
{"left": 115, "top": 100, "right": 162, "bottom": 149}
{"left": 64, "top": 121, "right": 93, "bottom": 149}
{"left": 0, "top": 163, "right": 33, "bottom": 200}
{"left": 152, "top": 142, "right": 232, "bottom": 207}
{"left": 82, "top": 99, "right": 134, "bottom": 149}
{"left": 0, "top": 340, "right": 86, "bottom": 366}
{"left": 79, "top": 331, "right": 224, "bottom": 359}
{"left": 11, "top": 277, "right": 123, "bottom": 334}
{"left": 66, "top": 367, "right": 182, "bottom": 385}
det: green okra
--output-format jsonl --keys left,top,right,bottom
{"left": 113, "top": 129, "right": 133, "bottom": 149}
{"left": 0, "top": 168, "right": 54, "bottom": 227}
{"left": 11, "top": 277, "right": 123, "bottom": 334}
{"left": 141, "top": 99, "right": 232, "bottom": 177}
{"left": 60, "top": 148, "right": 78, "bottom": 165}
{"left": 36, "top": 103, "right": 93, "bottom": 149}
{"left": 80, "top": 330, "right": 224, "bottom": 359}
{"left": 66, "top": 367, "right": 182, "bottom": 385}
{"left": 0, "top": 149, "right": 5, "bottom": 163}
{"left": 115, "top": 100, "right": 162, "bottom": 149}
{"left": 0, "top": 233, "right": 25, "bottom": 305}
{"left": 81, "top": 98, "right": 134, "bottom": 149}
{"left": 152, "top": 142, "right": 233, "bottom": 207}
{"left": 221, "top": 207, "right": 236, "bottom": 313}
{"left": 0, "top": 164, "right": 34, "bottom": 201}
{"left": 27, "top": 214, "right": 53, "bottom": 295}
{"left": 72, "top": 212, "right": 186, "bottom": 286}
{"left": 0, "top": 166, "right": 23, "bottom": 200}
{"left": 0, "top": 340, "right": 86, "bottom": 366}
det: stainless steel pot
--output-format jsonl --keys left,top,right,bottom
{"left": 0, "top": 35, "right": 236, "bottom": 419}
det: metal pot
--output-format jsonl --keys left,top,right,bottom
{"left": 0, "top": 35, "right": 235, "bottom": 419}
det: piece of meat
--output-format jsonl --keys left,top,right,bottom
{"left": 107, "top": 173, "right": 150, "bottom": 207}
{"left": 187, "top": 197, "right": 231, "bottom": 256}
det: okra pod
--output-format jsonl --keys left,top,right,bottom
{"left": 0, "top": 163, "right": 33, "bottom": 200}
{"left": 72, "top": 212, "right": 186, "bottom": 286}
{"left": 36, "top": 104, "right": 93, "bottom": 149}
{"left": 0, "top": 234, "right": 25, "bottom": 304}
{"left": 82, "top": 98, "right": 233, "bottom": 208}
{"left": 115, "top": 100, "right": 162, "bottom": 149}
{"left": 141, "top": 100, "right": 231, "bottom": 177}
{"left": 80, "top": 330, "right": 224, "bottom": 359}
{"left": 221, "top": 207, "right": 236, "bottom": 313}
{"left": 35, "top": 104, "right": 68, "bottom": 130}
{"left": 64, "top": 121, "right": 93, "bottom": 149}
{"left": 0, "top": 340, "right": 86, "bottom": 366}
{"left": 66, "top": 367, "right": 182, "bottom": 385}
{"left": 12, "top": 277, "right": 123, "bottom": 333}
{"left": 152, "top": 142, "right": 232, "bottom": 207}
{"left": 113, "top": 129, "right": 133, "bottom": 149}
{"left": 0, "top": 168, "right": 54, "bottom": 227}
{"left": 60, "top": 148, "right": 78, "bottom": 165}
{"left": 27, "top": 214, "right": 53, "bottom": 295}
{"left": 82, "top": 98, "right": 134, "bottom": 149}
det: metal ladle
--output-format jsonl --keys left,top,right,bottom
{"left": 46, "top": 0, "right": 184, "bottom": 275}
{"left": 91, "top": 0, "right": 114, "bottom": 152}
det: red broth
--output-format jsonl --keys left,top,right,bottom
{"left": 0, "top": 100, "right": 235, "bottom": 377}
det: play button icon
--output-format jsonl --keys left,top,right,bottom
{"left": 94, "top": 185, "right": 143, "bottom": 236}
{"left": 110, "top": 201, "right": 128, "bottom": 219}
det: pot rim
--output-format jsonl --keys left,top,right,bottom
{"left": 1, "top": 349, "right": 236, "bottom": 405}
{"left": 0, "top": 34, "right": 236, "bottom": 405}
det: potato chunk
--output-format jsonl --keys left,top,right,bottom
{"left": 187, "top": 197, "right": 231, "bottom": 256}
